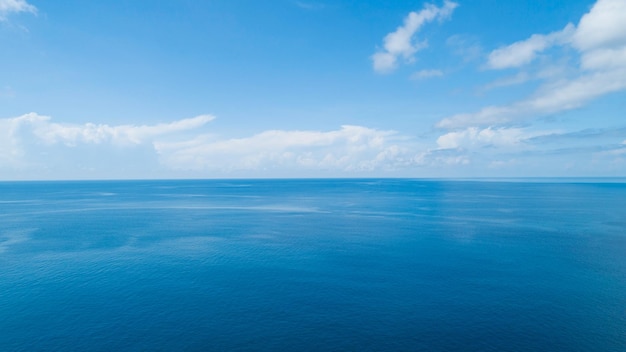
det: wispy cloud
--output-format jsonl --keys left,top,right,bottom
{"left": 410, "top": 69, "right": 444, "bottom": 80}
{"left": 527, "top": 127, "right": 626, "bottom": 144}
{"left": 438, "top": 0, "right": 626, "bottom": 129}
{"left": 0, "top": 0, "right": 36, "bottom": 21}
{"left": 20, "top": 113, "right": 215, "bottom": 146}
{"left": 372, "top": 1, "right": 458, "bottom": 73}
{"left": 486, "top": 24, "right": 574, "bottom": 70}
{"left": 0, "top": 86, "right": 16, "bottom": 99}
{"left": 478, "top": 72, "right": 530, "bottom": 93}
{"left": 438, "top": 66, "right": 626, "bottom": 129}
{"left": 446, "top": 34, "right": 482, "bottom": 62}
{"left": 425, "top": 123, "right": 626, "bottom": 175}
{"left": 436, "top": 127, "right": 530, "bottom": 150}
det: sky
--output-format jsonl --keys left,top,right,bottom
{"left": 1, "top": 0, "right": 625, "bottom": 180}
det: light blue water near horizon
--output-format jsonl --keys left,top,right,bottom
{"left": 0, "top": 179, "right": 625, "bottom": 351}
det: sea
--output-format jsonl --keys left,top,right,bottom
{"left": 0, "top": 179, "right": 625, "bottom": 351}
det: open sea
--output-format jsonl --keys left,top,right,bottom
{"left": 0, "top": 179, "right": 625, "bottom": 351}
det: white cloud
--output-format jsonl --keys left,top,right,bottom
{"left": 438, "top": 67, "right": 626, "bottom": 129}
{"left": 23, "top": 113, "right": 214, "bottom": 146}
{"left": 486, "top": 24, "right": 574, "bottom": 69}
{"left": 2, "top": 113, "right": 621, "bottom": 178}
{"left": 436, "top": 127, "right": 528, "bottom": 149}
{"left": 410, "top": 69, "right": 444, "bottom": 80}
{"left": 154, "top": 125, "right": 419, "bottom": 172}
{"left": 443, "top": 69, "right": 626, "bottom": 129}
{"left": 0, "top": 113, "right": 214, "bottom": 171}
{"left": 426, "top": 127, "right": 546, "bottom": 170}
{"left": 439, "top": 0, "right": 626, "bottom": 129}
{"left": 372, "top": 1, "right": 458, "bottom": 73}
{"left": 1, "top": 113, "right": 436, "bottom": 177}
{"left": 0, "top": 116, "right": 27, "bottom": 167}
{"left": 572, "top": 0, "right": 626, "bottom": 51}
{"left": 526, "top": 68, "right": 626, "bottom": 110}
{"left": 575, "top": 0, "right": 626, "bottom": 73}
{"left": 479, "top": 61, "right": 571, "bottom": 94}
{"left": 580, "top": 46, "right": 626, "bottom": 70}
{"left": 437, "top": 106, "right": 515, "bottom": 129}
{"left": 424, "top": 122, "right": 626, "bottom": 175}
{"left": 0, "top": 0, "right": 36, "bottom": 20}
{"left": 413, "top": 148, "right": 470, "bottom": 166}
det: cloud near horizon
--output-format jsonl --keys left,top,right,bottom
{"left": 0, "top": 113, "right": 438, "bottom": 177}
{"left": 1, "top": 112, "right": 624, "bottom": 178}
{"left": 154, "top": 125, "right": 419, "bottom": 173}
{"left": 372, "top": 1, "right": 458, "bottom": 73}
{"left": 0, "top": 113, "right": 213, "bottom": 171}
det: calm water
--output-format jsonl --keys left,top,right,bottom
{"left": 1, "top": 179, "right": 625, "bottom": 351}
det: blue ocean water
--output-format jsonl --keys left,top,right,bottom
{"left": 0, "top": 179, "right": 625, "bottom": 351}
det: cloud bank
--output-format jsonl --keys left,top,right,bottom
{"left": 0, "top": 113, "right": 436, "bottom": 178}
{"left": 0, "top": 113, "right": 213, "bottom": 172}
{"left": 1, "top": 112, "right": 624, "bottom": 178}
{"left": 154, "top": 125, "right": 416, "bottom": 173}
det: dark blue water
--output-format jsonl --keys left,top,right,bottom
{"left": 1, "top": 179, "right": 625, "bottom": 351}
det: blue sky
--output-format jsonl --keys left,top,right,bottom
{"left": 1, "top": 0, "right": 625, "bottom": 179}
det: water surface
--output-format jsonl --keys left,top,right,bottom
{"left": 1, "top": 179, "right": 625, "bottom": 351}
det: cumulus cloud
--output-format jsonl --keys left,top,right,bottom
{"left": 0, "top": 113, "right": 214, "bottom": 173}
{"left": 0, "top": 0, "right": 36, "bottom": 20}
{"left": 3, "top": 112, "right": 623, "bottom": 178}
{"left": 438, "top": 0, "right": 626, "bottom": 129}
{"left": 0, "top": 113, "right": 440, "bottom": 177}
{"left": 154, "top": 125, "right": 420, "bottom": 173}
{"left": 574, "top": 0, "right": 626, "bottom": 71}
{"left": 372, "top": 1, "right": 458, "bottom": 73}
{"left": 572, "top": 0, "right": 626, "bottom": 51}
